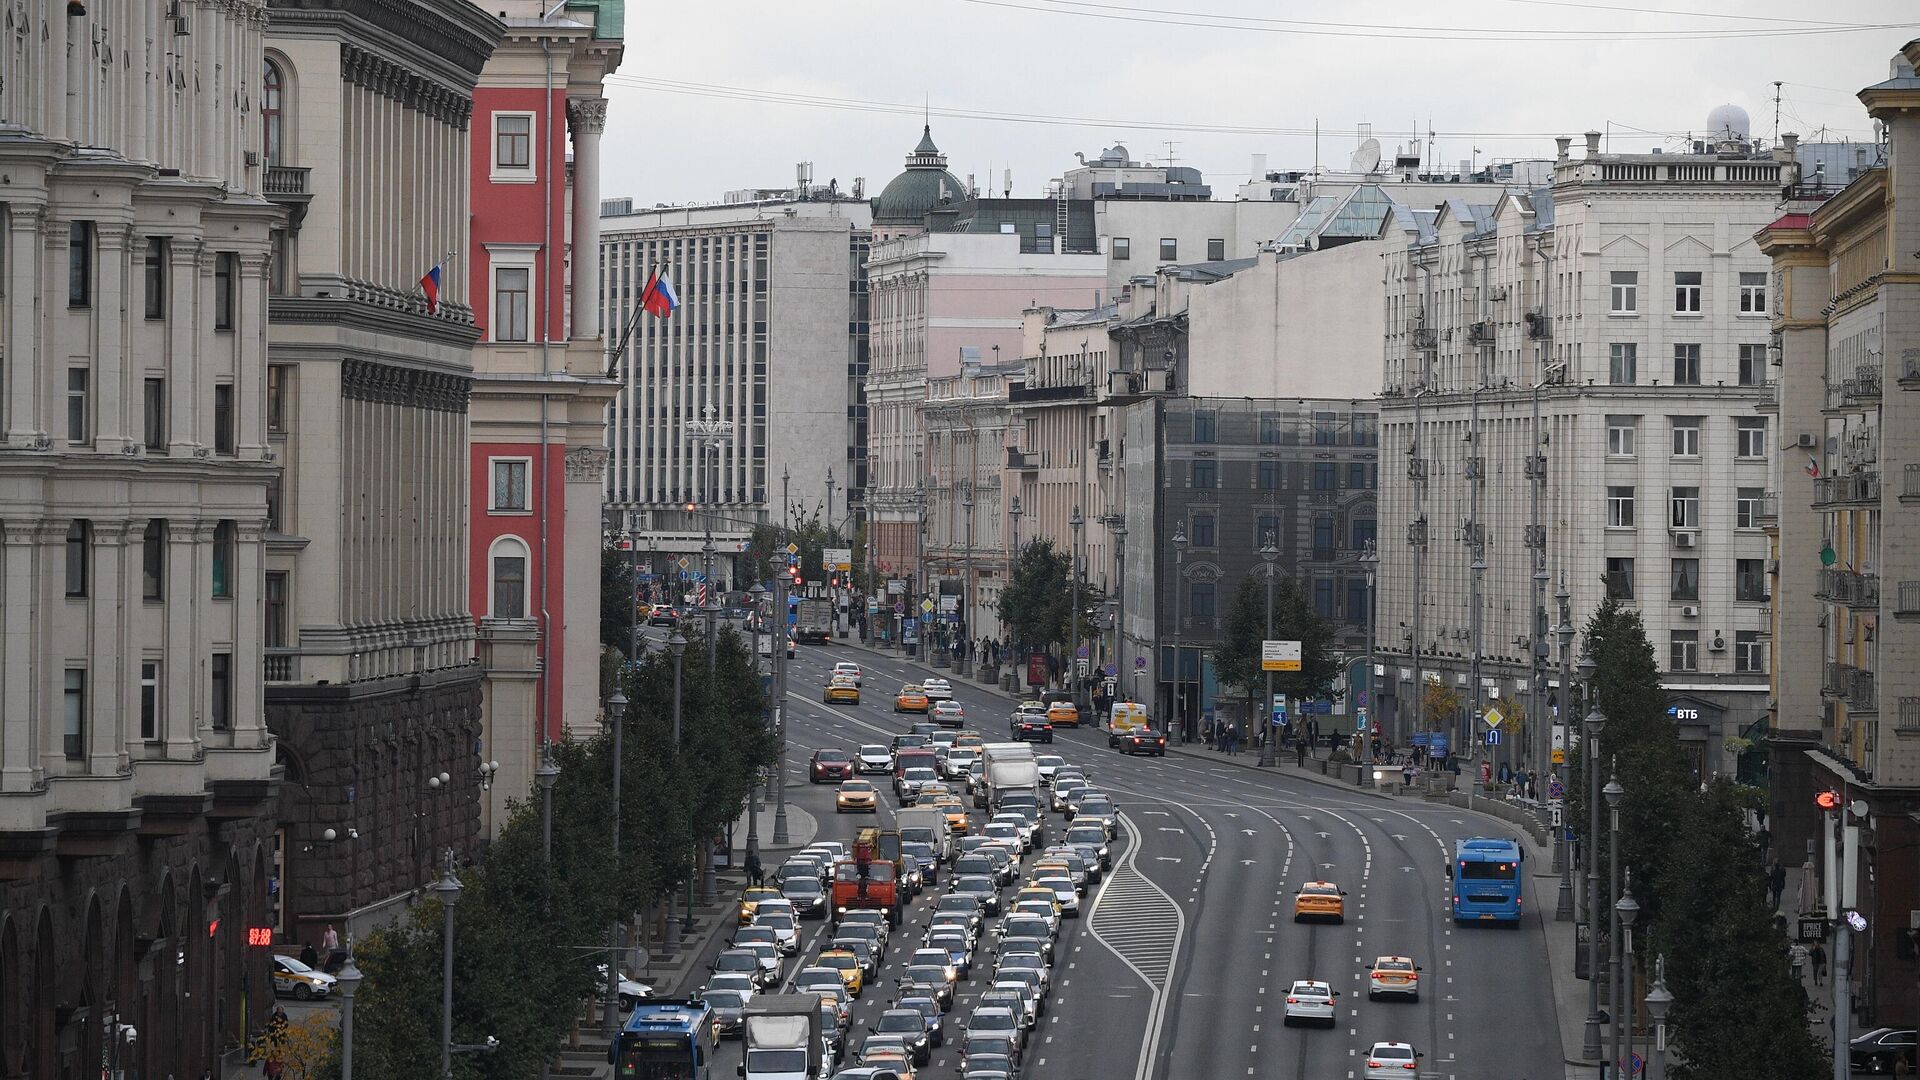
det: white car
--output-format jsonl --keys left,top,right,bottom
{"left": 922, "top": 677, "right": 953, "bottom": 701}
{"left": 833, "top": 662, "right": 863, "bottom": 686}
{"left": 594, "top": 964, "right": 655, "bottom": 1010}
{"left": 1033, "top": 874, "right": 1079, "bottom": 916}
{"left": 705, "top": 971, "right": 757, "bottom": 1002}
{"left": 1282, "top": 980, "right": 1339, "bottom": 1027}
{"left": 942, "top": 747, "right": 978, "bottom": 780}
{"left": 856, "top": 744, "right": 892, "bottom": 774}
{"left": 271, "top": 955, "right": 336, "bottom": 1000}
{"left": 931, "top": 700, "right": 966, "bottom": 726}
{"left": 1034, "top": 755, "right": 1066, "bottom": 786}
{"left": 1363, "top": 1042, "right": 1422, "bottom": 1078}
{"left": 753, "top": 907, "right": 800, "bottom": 952}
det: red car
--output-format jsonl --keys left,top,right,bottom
{"left": 809, "top": 748, "right": 854, "bottom": 783}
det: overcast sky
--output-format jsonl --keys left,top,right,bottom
{"left": 599, "top": 2, "right": 1918, "bottom": 207}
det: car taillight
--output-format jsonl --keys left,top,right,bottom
{"left": 1402, "top": 1063, "right": 1417, "bottom": 1070}
{"left": 1367, "top": 1063, "right": 1381, "bottom": 1069}
{"left": 1286, "top": 997, "right": 1299, "bottom": 1003}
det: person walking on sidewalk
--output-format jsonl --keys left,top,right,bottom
{"left": 1789, "top": 941, "right": 1809, "bottom": 983}
{"left": 745, "top": 851, "right": 764, "bottom": 887}
{"left": 1812, "top": 941, "right": 1828, "bottom": 986}
{"left": 1768, "top": 860, "right": 1787, "bottom": 909}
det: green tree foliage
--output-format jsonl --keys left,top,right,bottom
{"left": 602, "top": 539, "right": 637, "bottom": 657}
{"left": 743, "top": 510, "right": 849, "bottom": 591}
{"left": 1211, "top": 573, "right": 1339, "bottom": 702}
{"left": 997, "top": 540, "right": 1073, "bottom": 653}
{"left": 350, "top": 634, "right": 774, "bottom": 1080}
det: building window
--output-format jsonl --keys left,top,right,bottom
{"left": 265, "top": 571, "right": 289, "bottom": 648}
{"left": 1312, "top": 412, "right": 1337, "bottom": 445}
{"left": 1258, "top": 411, "right": 1282, "bottom": 445}
{"left": 1736, "top": 487, "right": 1765, "bottom": 529}
{"left": 1192, "top": 513, "right": 1216, "bottom": 548}
{"left": 491, "top": 458, "right": 530, "bottom": 512}
{"left": 265, "top": 479, "right": 283, "bottom": 533}
{"left": 1736, "top": 417, "right": 1766, "bottom": 459}
{"left": 493, "top": 552, "right": 527, "bottom": 619}
{"left": 1345, "top": 577, "right": 1368, "bottom": 619}
{"left": 1257, "top": 514, "right": 1281, "bottom": 546}
{"left": 1032, "top": 223, "right": 1053, "bottom": 252}
{"left": 1736, "top": 558, "right": 1767, "bottom": 601}
{"left": 1351, "top": 517, "right": 1376, "bottom": 551}
{"left": 1670, "top": 486, "right": 1700, "bottom": 529}
{"left": 212, "top": 521, "right": 234, "bottom": 598}
{"left": 1673, "top": 271, "right": 1702, "bottom": 313}
{"left": 1192, "top": 410, "right": 1215, "bottom": 444}
{"left": 1312, "top": 462, "right": 1336, "bottom": 491}
{"left": 262, "top": 58, "right": 285, "bottom": 165}
{"left": 65, "top": 521, "right": 89, "bottom": 598}
{"left": 214, "top": 384, "right": 235, "bottom": 454}
{"left": 1609, "top": 343, "right": 1637, "bottom": 385}
{"left": 1738, "top": 344, "right": 1767, "bottom": 386}
{"left": 144, "top": 237, "right": 166, "bottom": 320}
{"left": 1158, "top": 238, "right": 1177, "bottom": 261}
{"left": 1670, "top": 558, "right": 1699, "bottom": 601}
{"left": 1669, "top": 631, "right": 1699, "bottom": 672}
{"left": 1670, "top": 416, "right": 1701, "bottom": 458}
{"left": 69, "top": 221, "right": 92, "bottom": 308}
{"left": 214, "top": 253, "right": 236, "bottom": 330}
{"left": 1735, "top": 631, "right": 1767, "bottom": 674}
{"left": 66, "top": 368, "right": 89, "bottom": 445}
{"left": 1312, "top": 515, "right": 1335, "bottom": 555}
{"left": 269, "top": 228, "right": 290, "bottom": 296}
{"left": 1739, "top": 272, "right": 1767, "bottom": 315}
{"left": 1609, "top": 271, "right": 1637, "bottom": 314}
{"left": 1607, "top": 415, "right": 1637, "bottom": 457}
{"left": 1206, "top": 238, "right": 1225, "bottom": 262}
{"left": 1259, "top": 460, "right": 1280, "bottom": 490}
{"left": 1191, "top": 580, "right": 1217, "bottom": 618}
{"left": 494, "top": 113, "right": 533, "bottom": 172}
{"left": 1191, "top": 460, "right": 1216, "bottom": 489}
{"left": 1112, "top": 237, "right": 1130, "bottom": 261}
{"left": 209, "top": 653, "right": 232, "bottom": 731}
{"left": 142, "top": 520, "right": 165, "bottom": 601}
{"left": 139, "top": 661, "right": 160, "bottom": 741}
{"left": 1607, "top": 486, "right": 1635, "bottom": 528}
{"left": 267, "top": 365, "right": 290, "bottom": 433}
{"left": 1673, "top": 343, "right": 1701, "bottom": 385}
{"left": 493, "top": 266, "right": 531, "bottom": 342}
{"left": 144, "top": 378, "right": 166, "bottom": 451}
{"left": 1348, "top": 462, "right": 1368, "bottom": 489}
{"left": 1605, "top": 557, "right": 1635, "bottom": 600}
{"left": 1313, "top": 579, "right": 1335, "bottom": 618}
{"left": 63, "top": 669, "right": 85, "bottom": 760}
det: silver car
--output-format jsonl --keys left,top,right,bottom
{"left": 1283, "top": 980, "right": 1340, "bottom": 1027}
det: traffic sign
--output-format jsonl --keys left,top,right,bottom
{"left": 920, "top": 598, "right": 935, "bottom": 614}
{"left": 677, "top": 556, "right": 690, "bottom": 570}
{"left": 822, "top": 547, "right": 853, "bottom": 572}
{"left": 1262, "top": 640, "right": 1302, "bottom": 672}
{"left": 784, "top": 542, "right": 799, "bottom": 555}
{"left": 1483, "top": 704, "right": 1505, "bottom": 729}
{"left": 1486, "top": 729, "right": 1501, "bottom": 746}
{"left": 893, "top": 601, "right": 905, "bottom": 614}
{"left": 1548, "top": 776, "right": 1566, "bottom": 800}
{"left": 1271, "top": 695, "right": 1288, "bottom": 728}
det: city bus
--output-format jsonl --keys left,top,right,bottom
{"left": 611, "top": 998, "right": 714, "bottom": 1080}
{"left": 1446, "top": 836, "right": 1524, "bottom": 925}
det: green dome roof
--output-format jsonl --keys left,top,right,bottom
{"left": 873, "top": 126, "right": 966, "bottom": 225}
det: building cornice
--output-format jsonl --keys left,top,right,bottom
{"left": 271, "top": 0, "right": 502, "bottom": 92}
{"left": 270, "top": 291, "right": 482, "bottom": 349}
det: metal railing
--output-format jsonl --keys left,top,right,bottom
{"left": 1898, "top": 580, "right": 1920, "bottom": 615}
{"left": 1817, "top": 568, "right": 1880, "bottom": 608}
{"left": 1905, "top": 463, "right": 1920, "bottom": 499}
{"left": 1848, "top": 668, "right": 1877, "bottom": 712}
{"left": 1756, "top": 492, "right": 1779, "bottom": 526}
{"left": 1824, "top": 661, "right": 1854, "bottom": 697}
{"left": 1899, "top": 697, "right": 1920, "bottom": 734}
{"left": 1811, "top": 472, "right": 1879, "bottom": 508}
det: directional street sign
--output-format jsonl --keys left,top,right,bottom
{"left": 1483, "top": 704, "right": 1505, "bottom": 729}
{"left": 1261, "top": 640, "right": 1302, "bottom": 672}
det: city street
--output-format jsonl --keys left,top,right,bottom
{"left": 667, "top": 625, "right": 1564, "bottom": 1080}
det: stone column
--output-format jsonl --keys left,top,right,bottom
{"left": 236, "top": 252, "right": 269, "bottom": 455}
{"left": 5, "top": 207, "right": 42, "bottom": 443}
{"left": 166, "top": 521, "right": 200, "bottom": 757}
{"left": 234, "top": 524, "right": 266, "bottom": 747}
{"left": 94, "top": 222, "right": 130, "bottom": 451}
{"left": 0, "top": 524, "right": 38, "bottom": 791}
{"left": 168, "top": 241, "right": 202, "bottom": 454}
{"left": 87, "top": 521, "right": 127, "bottom": 772}
{"left": 567, "top": 98, "right": 607, "bottom": 341}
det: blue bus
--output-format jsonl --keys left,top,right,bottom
{"left": 1447, "top": 837, "right": 1524, "bottom": 925}
{"left": 610, "top": 998, "right": 713, "bottom": 1080}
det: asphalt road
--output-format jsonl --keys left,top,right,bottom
{"left": 656, "top": 625, "right": 1564, "bottom": 1080}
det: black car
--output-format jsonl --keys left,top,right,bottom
{"left": 646, "top": 606, "right": 679, "bottom": 626}
{"left": 1852, "top": 1028, "right": 1917, "bottom": 1073}
{"left": 1118, "top": 726, "right": 1168, "bottom": 756}
{"left": 1012, "top": 713, "right": 1054, "bottom": 743}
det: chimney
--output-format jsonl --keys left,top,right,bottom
{"left": 1584, "top": 131, "right": 1602, "bottom": 157}
{"left": 1774, "top": 131, "right": 1800, "bottom": 166}
{"left": 1251, "top": 152, "right": 1268, "bottom": 179}
{"left": 1555, "top": 136, "right": 1571, "bottom": 162}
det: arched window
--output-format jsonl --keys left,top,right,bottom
{"left": 489, "top": 537, "right": 529, "bottom": 620}
{"left": 262, "top": 59, "right": 284, "bottom": 165}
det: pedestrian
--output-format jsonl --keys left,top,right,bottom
{"left": 299, "top": 941, "right": 318, "bottom": 969}
{"left": 1812, "top": 941, "right": 1828, "bottom": 985}
{"left": 744, "top": 851, "right": 764, "bottom": 887}
{"left": 1788, "top": 941, "right": 1809, "bottom": 982}
{"left": 322, "top": 923, "right": 340, "bottom": 954}
{"left": 1768, "top": 861, "right": 1787, "bottom": 909}
{"left": 1295, "top": 732, "right": 1308, "bottom": 766}
{"left": 1402, "top": 760, "right": 1419, "bottom": 791}
{"left": 1758, "top": 822, "right": 1773, "bottom": 861}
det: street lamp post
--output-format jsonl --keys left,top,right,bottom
{"left": 604, "top": 690, "right": 627, "bottom": 1030}
{"left": 687, "top": 404, "right": 734, "bottom": 669}
{"left": 745, "top": 581, "right": 767, "bottom": 864}
{"left": 1259, "top": 534, "right": 1279, "bottom": 767}
{"left": 1604, "top": 769, "right": 1625, "bottom": 1074}
{"left": 1171, "top": 521, "right": 1187, "bottom": 742}
{"left": 1581, "top": 652, "right": 1606, "bottom": 1062}
{"left": 1554, "top": 578, "right": 1576, "bottom": 918}
{"left": 1069, "top": 506, "right": 1084, "bottom": 709}
{"left": 1359, "top": 539, "right": 1377, "bottom": 762}
{"left": 959, "top": 483, "right": 974, "bottom": 678}
{"left": 1644, "top": 955, "right": 1673, "bottom": 1080}
{"left": 434, "top": 849, "right": 461, "bottom": 1080}
{"left": 627, "top": 517, "right": 643, "bottom": 661}
{"left": 1616, "top": 874, "right": 1640, "bottom": 1080}
{"left": 1009, "top": 495, "right": 1022, "bottom": 556}
{"left": 337, "top": 945, "right": 363, "bottom": 1080}
{"left": 1111, "top": 518, "right": 1128, "bottom": 701}
{"left": 537, "top": 747, "right": 560, "bottom": 862}
{"left": 770, "top": 554, "right": 791, "bottom": 845}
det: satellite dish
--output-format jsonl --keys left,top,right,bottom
{"left": 1349, "top": 138, "right": 1382, "bottom": 174}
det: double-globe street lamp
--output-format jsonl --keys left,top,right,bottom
{"left": 338, "top": 946, "right": 363, "bottom": 1080}
{"left": 1579, "top": 651, "right": 1607, "bottom": 1062}
{"left": 1644, "top": 955, "right": 1673, "bottom": 1080}
{"left": 1171, "top": 520, "right": 1187, "bottom": 742}
{"left": 1614, "top": 872, "right": 1641, "bottom": 1080}
{"left": 1258, "top": 534, "right": 1280, "bottom": 768}
{"left": 745, "top": 581, "right": 767, "bottom": 864}
{"left": 603, "top": 690, "right": 628, "bottom": 1037}
{"left": 1069, "top": 506, "right": 1084, "bottom": 710}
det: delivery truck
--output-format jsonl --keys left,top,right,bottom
{"left": 740, "top": 994, "right": 822, "bottom": 1080}
{"left": 977, "top": 742, "right": 1040, "bottom": 810}
{"left": 794, "top": 599, "right": 834, "bottom": 644}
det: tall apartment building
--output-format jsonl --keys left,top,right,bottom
{"left": 466, "top": 1, "right": 622, "bottom": 834}
{"left": 0, "top": 2, "right": 282, "bottom": 1075}
{"left": 1376, "top": 125, "right": 1789, "bottom": 776}
{"left": 262, "top": 0, "right": 501, "bottom": 942}
{"left": 1758, "top": 41, "right": 1920, "bottom": 1025}
{"left": 599, "top": 196, "right": 871, "bottom": 584}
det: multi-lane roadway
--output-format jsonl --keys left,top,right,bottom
{"left": 661, "top": 625, "right": 1565, "bottom": 1080}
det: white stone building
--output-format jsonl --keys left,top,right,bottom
{"left": 1376, "top": 128, "right": 1788, "bottom": 778}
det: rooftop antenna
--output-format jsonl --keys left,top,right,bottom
{"left": 1313, "top": 119, "right": 1319, "bottom": 174}
{"left": 1773, "top": 81, "right": 1783, "bottom": 148}
{"left": 1164, "top": 140, "right": 1179, "bottom": 167}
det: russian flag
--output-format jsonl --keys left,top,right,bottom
{"left": 419, "top": 262, "right": 443, "bottom": 314}
{"left": 641, "top": 270, "right": 680, "bottom": 318}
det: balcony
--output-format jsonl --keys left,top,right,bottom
{"left": 1904, "top": 464, "right": 1920, "bottom": 503}
{"left": 1816, "top": 568, "right": 1880, "bottom": 609}
{"left": 1006, "top": 448, "right": 1043, "bottom": 471}
{"left": 1827, "top": 368, "right": 1882, "bottom": 410}
{"left": 1899, "top": 697, "right": 1920, "bottom": 735}
{"left": 1903, "top": 355, "right": 1920, "bottom": 386}
{"left": 263, "top": 165, "right": 313, "bottom": 229}
{"left": 264, "top": 648, "right": 300, "bottom": 683}
{"left": 1824, "top": 661, "right": 1854, "bottom": 698}
{"left": 1848, "top": 668, "right": 1877, "bottom": 712}
{"left": 1810, "top": 471, "right": 1879, "bottom": 509}
{"left": 1897, "top": 580, "right": 1920, "bottom": 618}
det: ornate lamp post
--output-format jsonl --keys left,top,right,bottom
{"left": 1615, "top": 874, "right": 1640, "bottom": 1080}
{"left": 1644, "top": 955, "right": 1673, "bottom": 1080}
{"left": 1554, "top": 576, "right": 1576, "bottom": 913}
{"left": 1579, "top": 651, "right": 1605, "bottom": 1062}
{"left": 434, "top": 850, "right": 462, "bottom": 1080}
{"left": 536, "top": 746, "right": 560, "bottom": 861}
{"left": 1603, "top": 769, "right": 1626, "bottom": 1070}
{"left": 1258, "top": 534, "right": 1280, "bottom": 767}
{"left": 1009, "top": 494, "right": 1023, "bottom": 554}
{"left": 687, "top": 405, "right": 734, "bottom": 668}
{"left": 1069, "top": 506, "right": 1084, "bottom": 709}
{"left": 745, "top": 581, "right": 767, "bottom": 863}
{"left": 337, "top": 945, "right": 363, "bottom": 1080}
{"left": 1358, "top": 539, "right": 1377, "bottom": 761}
{"left": 604, "top": 690, "right": 627, "bottom": 1030}
{"left": 1110, "top": 519, "right": 1129, "bottom": 700}
{"left": 1170, "top": 521, "right": 1187, "bottom": 741}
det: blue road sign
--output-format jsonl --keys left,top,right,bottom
{"left": 1486, "top": 729, "right": 1501, "bottom": 746}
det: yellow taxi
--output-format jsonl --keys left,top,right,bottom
{"left": 818, "top": 948, "right": 865, "bottom": 996}
{"left": 933, "top": 795, "right": 970, "bottom": 835}
{"left": 1293, "top": 880, "right": 1348, "bottom": 923}
{"left": 918, "top": 781, "right": 953, "bottom": 802}
{"left": 1046, "top": 701, "right": 1081, "bottom": 728}
{"left": 739, "top": 885, "right": 782, "bottom": 925}
{"left": 953, "top": 731, "right": 984, "bottom": 751}
{"left": 823, "top": 675, "right": 861, "bottom": 705}
{"left": 835, "top": 779, "right": 879, "bottom": 813}
{"left": 893, "top": 684, "right": 931, "bottom": 714}
{"left": 1015, "top": 885, "right": 1061, "bottom": 914}
{"left": 1367, "top": 955, "right": 1422, "bottom": 1001}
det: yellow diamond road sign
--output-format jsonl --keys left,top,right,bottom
{"left": 920, "top": 598, "right": 935, "bottom": 614}
{"left": 1484, "top": 704, "right": 1505, "bottom": 729}
{"left": 784, "top": 542, "right": 800, "bottom": 555}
